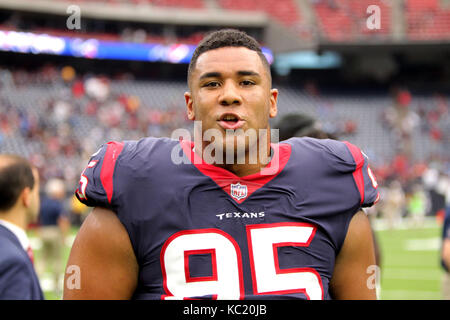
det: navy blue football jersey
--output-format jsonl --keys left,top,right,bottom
{"left": 75, "top": 137, "right": 379, "bottom": 300}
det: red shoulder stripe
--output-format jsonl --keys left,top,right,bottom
{"left": 343, "top": 141, "right": 365, "bottom": 206}
{"left": 100, "top": 141, "right": 124, "bottom": 204}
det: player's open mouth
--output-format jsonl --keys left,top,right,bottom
{"left": 218, "top": 113, "right": 245, "bottom": 130}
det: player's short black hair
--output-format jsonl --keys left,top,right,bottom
{"left": 188, "top": 29, "right": 270, "bottom": 87}
{"left": 0, "top": 155, "right": 35, "bottom": 211}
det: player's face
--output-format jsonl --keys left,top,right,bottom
{"left": 185, "top": 47, "right": 278, "bottom": 157}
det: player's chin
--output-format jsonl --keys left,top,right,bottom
{"left": 222, "top": 134, "right": 251, "bottom": 158}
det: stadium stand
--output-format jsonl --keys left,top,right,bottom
{"left": 4, "top": 0, "right": 450, "bottom": 44}
{"left": 312, "top": 0, "right": 391, "bottom": 41}
{"left": 218, "top": 0, "right": 301, "bottom": 28}
{"left": 152, "top": 0, "right": 205, "bottom": 8}
{"left": 58, "top": 0, "right": 205, "bottom": 8}
{"left": 406, "top": 0, "right": 450, "bottom": 40}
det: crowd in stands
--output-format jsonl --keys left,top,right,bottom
{"left": 0, "top": 64, "right": 191, "bottom": 225}
{"left": 371, "top": 87, "right": 449, "bottom": 223}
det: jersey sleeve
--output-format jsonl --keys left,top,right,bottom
{"left": 316, "top": 138, "right": 380, "bottom": 209}
{"left": 75, "top": 141, "right": 125, "bottom": 208}
{"left": 342, "top": 141, "right": 380, "bottom": 208}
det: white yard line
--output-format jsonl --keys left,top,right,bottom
{"left": 404, "top": 237, "right": 441, "bottom": 251}
{"left": 372, "top": 217, "right": 439, "bottom": 231}
{"left": 380, "top": 289, "right": 442, "bottom": 300}
{"left": 381, "top": 268, "right": 444, "bottom": 281}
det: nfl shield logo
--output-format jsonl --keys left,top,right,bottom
{"left": 230, "top": 182, "right": 248, "bottom": 201}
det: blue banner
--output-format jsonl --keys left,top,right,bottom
{"left": 0, "top": 30, "right": 273, "bottom": 64}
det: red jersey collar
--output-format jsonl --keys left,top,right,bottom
{"left": 180, "top": 139, "right": 292, "bottom": 204}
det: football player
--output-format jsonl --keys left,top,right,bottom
{"left": 64, "top": 29, "right": 379, "bottom": 300}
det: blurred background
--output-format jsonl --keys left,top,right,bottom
{"left": 0, "top": 0, "right": 448, "bottom": 300}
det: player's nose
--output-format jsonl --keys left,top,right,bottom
{"left": 219, "top": 80, "right": 242, "bottom": 107}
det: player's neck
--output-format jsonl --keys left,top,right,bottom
{"left": 219, "top": 160, "right": 270, "bottom": 177}
{"left": 195, "top": 137, "right": 273, "bottom": 177}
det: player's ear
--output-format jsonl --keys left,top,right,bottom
{"left": 269, "top": 88, "right": 278, "bottom": 118}
{"left": 185, "top": 92, "right": 195, "bottom": 120}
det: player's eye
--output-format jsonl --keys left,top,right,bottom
{"left": 240, "top": 80, "right": 255, "bottom": 86}
{"left": 203, "top": 81, "right": 220, "bottom": 88}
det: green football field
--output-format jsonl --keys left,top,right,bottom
{"left": 374, "top": 218, "right": 445, "bottom": 300}
{"left": 28, "top": 217, "right": 446, "bottom": 300}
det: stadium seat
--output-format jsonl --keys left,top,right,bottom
{"left": 312, "top": 0, "right": 391, "bottom": 41}
{"left": 218, "top": 0, "right": 302, "bottom": 28}
{"left": 406, "top": 0, "right": 450, "bottom": 40}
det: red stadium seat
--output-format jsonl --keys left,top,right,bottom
{"left": 312, "top": 0, "right": 391, "bottom": 41}
{"left": 150, "top": 0, "right": 204, "bottom": 9}
{"left": 219, "top": 0, "right": 302, "bottom": 28}
{"left": 406, "top": 0, "right": 450, "bottom": 40}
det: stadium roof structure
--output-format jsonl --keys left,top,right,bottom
{"left": 1, "top": 0, "right": 450, "bottom": 55}
{"left": 0, "top": 0, "right": 313, "bottom": 53}
{"left": 0, "top": 0, "right": 268, "bottom": 27}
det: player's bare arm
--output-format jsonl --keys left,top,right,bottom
{"left": 63, "top": 207, "right": 138, "bottom": 299}
{"left": 329, "top": 210, "right": 377, "bottom": 300}
{"left": 442, "top": 239, "right": 450, "bottom": 271}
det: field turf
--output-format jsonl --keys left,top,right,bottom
{"left": 374, "top": 218, "right": 445, "bottom": 300}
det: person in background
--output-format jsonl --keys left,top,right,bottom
{"left": 69, "top": 194, "right": 90, "bottom": 227}
{"left": 382, "top": 180, "right": 405, "bottom": 229}
{"left": 38, "top": 178, "right": 70, "bottom": 298}
{"left": 441, "top": 185, "right": 450, "bottom": 300}
{"left": 407, "top": 183, "right": 428, "bottom": 228}
{"left": 0, "top": 154, "right": 44, "bottom": 300}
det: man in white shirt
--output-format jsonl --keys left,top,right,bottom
{"left": 0, "top": 154, "right": 43, "bottom": 300}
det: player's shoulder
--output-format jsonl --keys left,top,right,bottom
{"left": 75, "top": 137, "right": 177, "bottom": 207}
{"left": 117, "top": 137, "right": 179, "bottom": 172}
{"left": 284, "top": 137, "right": 379, "bottom": 207}
{"left": 124, "top": 136, "right": 178, "bottom": 154}
{"left": 283, "top": 137, "right": 359, "bottom": 170}
{"left": 93, "top": 136, "right": 177, "bottom": 164}
{"left": 94, "top": 136, "right": 180, "bottom": 182}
